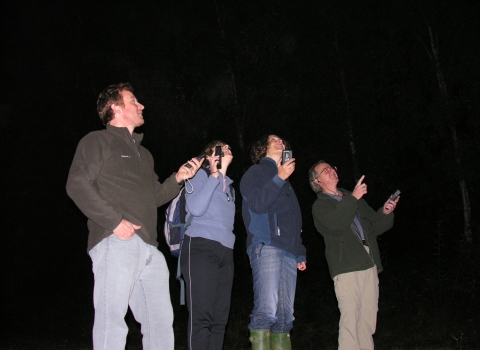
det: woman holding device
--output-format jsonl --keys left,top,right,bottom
{"left": 240, "top": 134, "right": 307, "bottom": 350}
{"left": 180, "top": 140, "right": 235, "bottom": 350}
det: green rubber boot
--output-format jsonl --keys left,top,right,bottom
{"left": 270, "top": 332, "right": 291, "bottom": 350}
{"left": 249, "top": 329, "right": 271, "bottom": 350}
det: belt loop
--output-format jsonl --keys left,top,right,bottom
{"left": 257, "top": 242, "right": 265, "bottom": 256}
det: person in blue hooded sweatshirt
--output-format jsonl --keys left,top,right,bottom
{"left": 180, "top": 140, "right": 235, "bottom": 350}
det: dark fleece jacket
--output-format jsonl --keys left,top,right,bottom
{"left": 66, "top": 125, "right": 182, "bottom": 252}
{"left": 312, "top": 190, "right": 394, "bottom": 279}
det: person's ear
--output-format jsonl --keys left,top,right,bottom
{"left": 111, "top": 103, "right": 121, "bottom": 114}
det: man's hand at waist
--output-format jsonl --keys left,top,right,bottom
{"left": 113, "top": 219, "right": 141, "bottom": 240}
{"left": 297, "top": 262, "right": 307, "bottom": 271}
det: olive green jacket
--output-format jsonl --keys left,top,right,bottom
{"left": 312, "top": 190, "right": 394, "bottom": 279}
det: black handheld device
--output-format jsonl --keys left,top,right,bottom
{"left": 389, "top": 189, "right": 401, "bottom": 201}
{"left": 215, "top": 145, "right": 223, "bottom": 169}
{"left": 282, "top": 150, "right": 293, "bottom": 164}
{"left": 185, "top": 153, "right": 206, "bottom": 169}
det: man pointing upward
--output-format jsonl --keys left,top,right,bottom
{"left": 308, "top": 161, "right": 399, "bottom": 350}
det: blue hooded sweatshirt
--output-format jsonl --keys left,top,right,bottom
{"left": 185, "top": 168, "right": 235, "bottom": 249}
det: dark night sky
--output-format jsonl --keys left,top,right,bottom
{"left": 2, "top": 0, "right": 480, "bottom": 348}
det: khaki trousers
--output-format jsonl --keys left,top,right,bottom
{"left": 333, "top": 248, "right": 379, "bottom": 350}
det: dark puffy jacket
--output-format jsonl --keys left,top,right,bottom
{"left": 240, "top": 157, "right": 306, "bottom": 263}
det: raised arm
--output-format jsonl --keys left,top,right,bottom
{"left": 240, "top": 166, "right": 285, "bottom": 214}
{"left": 153, "top": 155, "right": 204, "bottom": 207}
{"left": 185, "top": 169, "right": 221, "bottom": 217}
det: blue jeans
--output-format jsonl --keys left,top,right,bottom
{"left": 248, "top": 244, "right": 297, "bottom": 333}
{"left": 89, "top": 234, "right": 174, "bottom": 350}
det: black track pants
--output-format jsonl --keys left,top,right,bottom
{"left": 180, "top": 236, "right": 234, "bottom": 350}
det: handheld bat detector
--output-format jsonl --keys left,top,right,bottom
{"left": 185, "top": 153, "right": 206, "bottom": 169}
{"left": 282, "top": 150, "right": 293, "bottom": 164}
{"left": 215, "top": 145, "right": 223, "bottom": 169}
{"left": 389, "top": 189, "right": 401, "bottom": 201}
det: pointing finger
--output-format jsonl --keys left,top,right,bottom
{"left": 356, "top": 175, "right": 365, "bottom": 186}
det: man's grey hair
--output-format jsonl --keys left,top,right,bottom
{"left": 308, "top": 160, "right": 326, "bottom": 193}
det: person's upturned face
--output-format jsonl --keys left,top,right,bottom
{"left": 315, "top": 163, "right": 339, "bottom": 188}
{"left": 118, "top": 90, "right": 145, "bottom": 129}
{"left": 210, "top": 143, "right": 233, "bottom": 168}
{"left": 266, "top": 135, "right": 285, "bottom": 158}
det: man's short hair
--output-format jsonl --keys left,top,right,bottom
{"left": 97, "top": 83, "right": 134, "bottom": 125}
{"left": 250, "top": 134, "right": 291, "bottom": 164}
{"left": 308, "top": 160, "right": 326, "bottom": 193}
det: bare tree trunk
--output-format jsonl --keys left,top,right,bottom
{"left": 425, "top": 24, "right": 472, "bottom": 243}
{"left": 333, "top": 27, "right": 360, "bottom": 182}
{"left": 214, "top": 0, "right": 246, "bottom": 159}
{"left": 451, "top": 126, "right": 472, "bottom": 243}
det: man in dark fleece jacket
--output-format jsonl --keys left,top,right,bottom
{"left": 308, "top": 160, "right": 399, "bottom": 350}
{"left": 66, "top": 83, "right": 202, "bottom": 350}
{"left": 241, "top": 134, "right": 306, "bottom": 350}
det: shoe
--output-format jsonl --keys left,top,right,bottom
{"left": 271, "top": 332, "right": 291, "bottom": 350}
{"left": 249, "top": 329, "right": 271, "bottom": 350}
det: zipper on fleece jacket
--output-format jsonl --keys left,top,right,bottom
{"left": 274, "top": 214, "right": 279, "bottom": 236}
{"left": 356, "top": 214, "right": 376, "bottom": 264}
{"left": 123, "top": 129, "right": 141, "bottom": 157}
{"left": 340, "top": 239, "right": 343, "bottom": 262}
{"left": 351, "top": 228, "right": 375, "bottom": 264}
